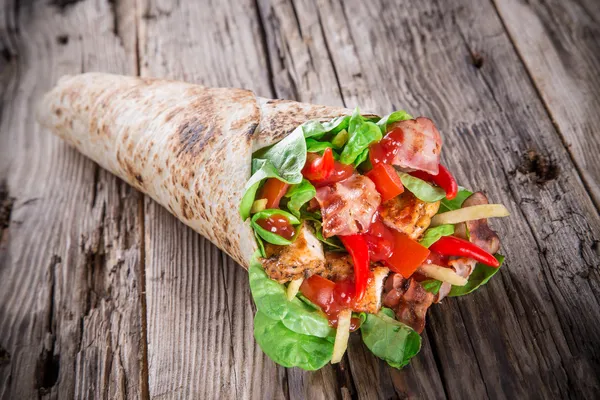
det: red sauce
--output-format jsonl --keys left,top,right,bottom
{"left": 256, "top": 215, "right": 296, "bottom": 240}
{"left": 300, "top": 275, "right": 370, "bottom": 331}
{"left": 369, "top": 127, "right": 405, "bottom": 166}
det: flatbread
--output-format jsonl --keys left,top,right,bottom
{"left": 37, "top": 73, "right": 351, "bottom": 267}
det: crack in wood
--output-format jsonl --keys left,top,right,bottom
{"left": 37, "top": 254, "right": 62, "bottom": 395}
{"left": 0, "top": 180, "right": 14, "bottom": 230}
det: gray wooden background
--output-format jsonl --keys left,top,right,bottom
{"left": 1, "top": 0, "right": 599, "bottom": 398}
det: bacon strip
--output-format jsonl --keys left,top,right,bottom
{"left": 389, "top": 117, "right": 442, "bottom": 175}
{"left": 382, "top": 273, "right": 434, "bottom": 333}
{"left": 315, "top": 175, "right": 381, "bottom": 238}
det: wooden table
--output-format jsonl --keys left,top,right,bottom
{"left": 1, "top": 0, "right": 599, "bottom": 398}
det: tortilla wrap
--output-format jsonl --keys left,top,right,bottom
{"left": 37, "top": 73, "right": 351, "bottom": 267}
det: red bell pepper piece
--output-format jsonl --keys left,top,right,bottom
{"left": 384, "top": 230, "right": 430, "bottom": 278}
{"left": 339, "top": 234, "right": 370, "bottom": 302}
{"left": 429, "top": 236, "right": 500, "bottom": 267}
{"left": 257, "top": 178, "right": 289, "bottom": 209}
{"left": 410, "top": 164, "right": 458, "bottom": 200}
{"left": 364, "top": 163, "right": 404, "bottom": 202}
{"left": 302, "top": 148, "right": 335, "bottom": 181}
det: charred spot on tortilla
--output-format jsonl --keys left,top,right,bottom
{"left": 135, "top": 174, "right": 143, "bottom": 184}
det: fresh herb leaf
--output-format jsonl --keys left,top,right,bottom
{"left": 398, "top": 172, "right": 446, "bottom": 202}
{"left": 340, "top": 109, "right": 382, "bottom": 165}
{"left": 254, "top": 311, "right": 333, "bottom": 370}
{"left": 306, "top": 138, "right": 333, "bottom": 153}
{"left": 421, "top": 279, "right": 442, "bottom": 295}
{"left": 360, "top": 309, "right": 421, "bottom": 369}
{"left": 377, "top": 110, "right": 413, "bottom": 133}
{"left": 419, "top": 224, "right": 455, "bottom": 248}
{"left": 438, "top": 188, "right": 473, "bottom": 213}
{"left": 322, "top": 115, "right": 350, "bottom": 134}
{"left": 249, "top": 255, "right": 333, "bottom": 337}
{"left": 285, "top": 179, "right": 316, "bottom": 218}
{"left": 448, "top": 254, "right": 504, "bottom": 297}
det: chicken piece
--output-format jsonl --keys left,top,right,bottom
{"left": 320, "top": 252, "right": 389, "bottom": 314}
{"left": 382, "top": 273, "right": 434, "bottom": 333}
{"left": 261, "top": 223, "right": 325, "bottom": 283}
{"left": 321, "top": 252, "right": 354, "bottom": 281}
{"left": 353, "top": 266, "right": 390, "bottom": 314}
{"left": 380, "top": 191, "right": 440, "bottom": 240}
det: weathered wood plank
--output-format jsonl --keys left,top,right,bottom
{"left": 137, "top": 0, "right": 289, "bottom": 398}
{"left": 493, "top": 0, "right": 600, "bottom": 208}
{"left": 312, "top": 0, "right": 600, "bottom": 398}
{"left": 258, "top": 0, "right": 600, "bottom": 398}
{"left": 0, "top": 0, "right": 145, "bottom": 399}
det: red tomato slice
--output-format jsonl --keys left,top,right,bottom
{"left": 384, "top": 230, "right": 430, "bottom": 278}
{"left": 302, "top": 148, "right": 335, "bottom": 181}
{"left": 363, "top": 216, "right": 395, "bottom": 261}
{"left": 311, "top": 161, "right": 354, "bottom": 187}
{"left": 300, "top": 275, "right": 336, "bottom": 312}
{"left": 365, "top": 163, "right": 404, "bottom": 202}
{"left": 257, "top": 178, "right": 289, "bottom": 209}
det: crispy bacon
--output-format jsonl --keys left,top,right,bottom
{"left": 389, "top": 117, "right": 442, "bottom": 175}
{"left": 382, "top": 273, "right": 434, "bottom": 333}
{"left": 315, "top": 174, "right": 381, "bottom": 238}
{"left": 454, "top": 192, "right": 501, "bottom": 254}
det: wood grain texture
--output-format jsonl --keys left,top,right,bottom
{"left": 259, "top": 0, "right": 600, "bottom": 398}
{"left": 2, "top": 0, "right": 600, "bottom": 399}
{"left": 493, "top": 0, "right": 600, "bottom": 208}
{"left": 137, "top": 0, "right": 288, "bottom": 398}
{"left": 0, "top": 0, "right": 145, "bottom": 399}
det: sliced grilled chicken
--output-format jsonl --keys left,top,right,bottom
{"left": 380, "top": 191, "right": 440, "bottom": 240}
{"left": 262, "top": 222, "right": 325, "bottom": 283}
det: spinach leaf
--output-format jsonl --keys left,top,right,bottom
{"left": 240, "top": 126, "right": 308, "bottom": 220}
{"left": 282, "top": 298, "right": 335, "bottom": 338}
{"left": 354, "top": 148, "right": 370, "bottom": 167}
{"left": 360, "top": 309, "right": 421, "bottom": 369}
{"left": 300, "top": 120, "right": 328, "bottom": 139}
{"left": 340, "top": 109, "right": 382, "bottom": 165}
{"left": 305, "top": 138, "right": 333, "bottom": 153}
{"left": 421, "top": 279, "right": 442, "bottom": 295}
{"left": 251, "top": 209, "right": 300, "bottom": 246}
{"left": 284, "top": 179, "right": 316, "bottom": 218}
{"left": 249, "top": 259, "right": 290, "bottom": 320}
{"left": 438, "top": 187, "right": 473, "bottom": 213}
{"left": 254, "top": 311, "right": 333, "bottom": 370}
{"left": 249, "top": 255, "right": 333, "bottom": 337}
{"left": 419, "top": 224, "right": 455, "bottom": 248}
{"left": 398, "top": 172, "right": 446, "bottom": 202}
{"left": 449, "top": 254, "right": 504, "bottom": 297}
{"left": 377, "top": 110, "right": 413, "bottom": 133}
{"left": 322, "top": 115, "right": 350, "bottom": 134}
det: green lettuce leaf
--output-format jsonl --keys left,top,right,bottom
{"left": 360, "top": 308, "right": 421, "bottom": 369}
{"left": 340, "top": 109, "right": 382, "bottom": 165}
{"left": 438, "top": 187, "right": 473, "bottom": 213}
{"left": 398, "top": 172, "right": 446, "bottom": 202}
{"left": 448, "top": 254, "right": 504, "bottom": 297}
{"left": 284, "top": 179, "right": 316, "bottom": 218}
{"left": 240, "top": 125, "right": 308, "bottom": 220}
{"left": 420, "top": 279, "right": 442, "bottom": 295}
{"left": 322, "top": 115, "right": 350, "bottom": 134}
{"left": 419, "top": 224, "right": 455, "bottom": 248}
{"left": 248, "top": 255, "right": 333, "bottom": 337}
{"left": 377, "top": 110, "right": 413, "bottom": 133}
{"left": 254, "top": 311, "right": 333, "bottom": 370}
{"left": 305, "top": 138, "right": 333, "bottom": 153}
